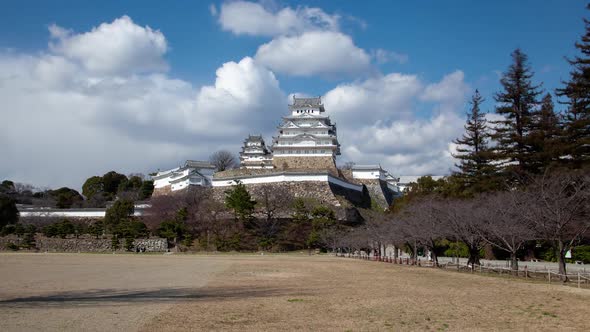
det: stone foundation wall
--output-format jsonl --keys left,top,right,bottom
{"left": 354, "top": 179, "right": 396, "bottom": 209}
{"left": 152, "top": 185, "right": 172, "bottom": 197}
{"left": 212, "top": 181, "right": 342, "bottom": 207}
{"left": 0, "top": 235, "right": 168, "bottom": 252}
{"left": 272, "top": 156, "right": 337, "bottom": 173}
{"left": 212, "top": 179, "right": 371, "bottom": 210}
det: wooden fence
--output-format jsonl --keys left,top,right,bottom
{"left": 335, "top": 253, "right": 590, "bottom": 289}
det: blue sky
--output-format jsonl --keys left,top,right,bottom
{"left": 0, "top": 0, "right": 587, "bottom": 189}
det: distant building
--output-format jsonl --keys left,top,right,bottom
{"left": 271, "top": 96, "right": 340, "bottom": 170}
{"left": 152, "top": 160, "right": 216, "bottom": 195}
{"left": 239, "top": 135, "right": 273, "bottom": 169}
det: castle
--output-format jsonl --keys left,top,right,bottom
{"left": 151, "top": 96, "right": 402, "bottom": 208}
{"left": 211, "top": 96, "right": 400, "bottom": 208}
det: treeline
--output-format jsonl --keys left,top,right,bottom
{"left": 337, "top": 10, "right": 590, "bottom": 282}
{"left": 0, "top": 171, "right": 153, "bottom": 212}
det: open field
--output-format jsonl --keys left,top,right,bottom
{"left": 0, "top": 253, "right": 589, "bottom": 331}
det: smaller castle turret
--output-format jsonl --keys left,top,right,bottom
{"left": 239, "top": 135, "right": 273, "bottom": 169}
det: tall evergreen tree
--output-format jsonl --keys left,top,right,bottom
{"left": 453, "top": 90, "right": 497, "bottom": 193}
{"left": 528, "top": 93, "right": 561, "bottom": 172}
{"left": 556, "top": 5, "right": 590, "bottom": 167}
{"left": 491, "top": 49, "right": 542, "bottom": 179}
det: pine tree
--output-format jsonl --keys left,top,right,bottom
{"left": 491, "top": 49, "right": 542, "bottom": 179}
{"left": 453, "top": 90, "right": 497, "bottom": 192}
{"left": 528, "top": 93, "right": 561, "bottom": 172}
{"left": 556, "top": 5, "right": 590, "bottom": 167}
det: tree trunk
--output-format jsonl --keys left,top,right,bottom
{"left": 431, "top": 249, "right": 439, "bottom": 267}
{"left": 557, "top": 240, "right": 568, "bottom": 282}
{"left": 467, "top": 246, "right": 480, "bottom": 267}
{"left": 510, "top": 252, "right": 519, "bottom": 273}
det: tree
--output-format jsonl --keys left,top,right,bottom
{"left": 528, "top": 93, "right": 562, "bottom": 172}
{"left": 102, "top": 171, "right": 128, "bottom": 197}
{"left": 210, "top": 150, "right": 238, "bottom": 171}
{"left": 453, "top": 90, "right": 498, "bottom": 193}
{"left": 82, "top": 176, "right": 104, "bottom": 201}
{"left": 104, "top": 199, "right": 135, "bottom": 233}
{"left": 113, "top": 219, "right": 149, "bottom": 251}
{"left": 224, "top": 181, "right": 256, "bottom": 223}
{"left": 139, "top": 180, "right": 154, "bottom": 200}
{"left": 475, "top": 192, "right": 536, "bottom": 271}
{"left": 281, "top": 198, "right": 311, "bottom": 250}
{"left": 0, "top": 180, "right": 15, "bottom": 194}
{"left": 156, "top": 207, "right": 189, "bottom": 250}
{"left": 48, "top": 187, "right": 83, "bottom": 209}
{"left": 307, "top": 205, "right": 336, "bottom": 249}
{"left": 518, "top": 171, "right": 590, "bottom": 281}
{"left": 556, "top": 6, "right": 590, "bottom": 167}
{"left": 252, "top": 185, "right": 293, "bottom": 250}
{"left": 0, "top": 195, "right": 19, "bottom": 228}
{"left": 442, "top": 199, "right": 486, "bottom": 267}
{"left": 491, "top": 49, "right": 542, "bottom": 179}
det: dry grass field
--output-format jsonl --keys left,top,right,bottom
{"left": 0, "top": 253, "right": 588, "bottom": 331}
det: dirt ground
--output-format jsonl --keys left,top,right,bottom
{"left": 1, "top": 253, "right": 589, "bottom": 331}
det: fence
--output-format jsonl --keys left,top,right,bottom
{"left": 335, "top": 252, "right": 590, "bottom": 289}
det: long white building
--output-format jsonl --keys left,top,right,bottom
{"left": 152, "top": 160, "right": 215, "bottom": 195}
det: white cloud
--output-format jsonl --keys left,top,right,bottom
{"left": 323, "top": 71, "right": 469, "bottom": 176}
{"left": 372, "top": 49, "right": 408, "bottom": 64}
{"left": 209, "top": 3, "right": 218, "bottom": 16}
{"left": 48, "top": 16, "right": 168, "bottom": 75}
{"left": 218, "top": 1, "right": 339, "bottom": 37}
{"left": 255, "top": 31, "right": 371, "bottom": 76}
{"left": 0, "top": 18, "right": 285, "bottom": 190}
{"left": 422, "top": 70, "right": 469, "bottom": 104}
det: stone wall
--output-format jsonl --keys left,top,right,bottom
{"left": 354, "top": 179, "right": 396, "bottom": 209}
{"left": 152, "top": 185, "right": 172, "bottom": 197}
{"left": 0, "top": 235, "right": 168, "bottom": 252}
{"left": 272, "top": 156, "right": 337, "bottom": 173}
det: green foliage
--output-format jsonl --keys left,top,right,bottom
{"left": 88, "top": 222, "right": 104, "bottom": 239}
{"left": 491, "top": 48, "right": 542, "bottom": 178}
{"left": 48, "top": 187, "right": 83, "bottom": 209}
{"left": 21, "top": 232, "right": 36, "bottom": 249}
{"left": 453, "top": 90, "right": 500, "bottom": 194}
{"left": 111, "top": 235, "right": 120, "bottom": 250}
{"left": 42, "top": 219, "right": 75, "bottom": 238}
{"left": 82, "top": 176, "right": 104, "bottom": 201}
{"left": 307, "top": 206, "right": 336, "bottom": 248}
{"left": 6, "top": 242, "right": 19, "bottom": 251}
{"left": 104, "top": 199, "right": 135, "bottom": 231}
{"left": 556, "top": 6, "right": 590, "bottom": 167}
{"left": 224, "top": 181, "right": 256, "bottom": 222}
{"left": 139, "top": 180, "right": 154, "bottom": 200}
{"left": 572, "top": 245, "right": 590, "bottom": 263}
{"left": 102, "top": 171, "right": 128, "bottom": 196}
{"left": 0, "top": 180, "right": 15, "bottom": 193}
{"left": 0, "top": 195, "right": 19, "bottom": 227}
{"left": 113, "top": 219, "right": 149, "bottom": 239}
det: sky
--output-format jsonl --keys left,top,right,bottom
{"left": 0, "top": 0, "right": 587, "bottom": 190}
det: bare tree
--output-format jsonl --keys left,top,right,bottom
{"left": 518, "top": 170, "right": 590, "bottom": 281}
{"left": 209, "top": 150, "right": 238, "bottom": 171}
{"left": 475, "top": 192, "right": 536, "bottom": 271}
{"left": 404, "top": 196, "right": 448, "bottom": 266}
{"left": 442, "top": 199, "right": 486, "bottom": 267}
{"left": 251, "top": 185, "right": 293, "bottom": 250}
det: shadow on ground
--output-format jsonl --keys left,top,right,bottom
{"left": 0, "top": 286, "right": 308, "bottom": 308}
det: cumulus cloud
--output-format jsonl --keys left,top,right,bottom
{"left": 0, "top": 17, "right": 285, "bottom": 190}
{"left": 218, "top": 1, "right": 339, "bottom": 37}
{"left": 324, "top": 71, "right": 469, "bottom": 176}
{"left": 48, "top": 15, "right": 168, "bottom": 75}
{"left": 255, "top": 31, "right": 371, "bottom": 76}
{"left": 372, "top": 49, "right": 408, "bottom": 64}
